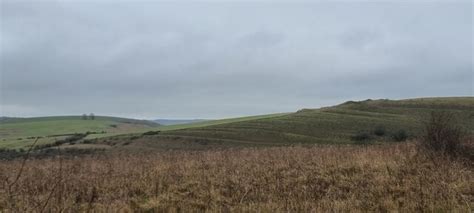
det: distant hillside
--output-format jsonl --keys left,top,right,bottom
{"left": 154, "top": 119, "right": 209, "bottom": 126}
{"left": 0, "top": 115, "right": 159, "bottom": 149}
{"left": 0, "top": 117, "right": 26, "bottom": 123}
{"left": 0, "top": 116, "right": 159, "bottom": 126}
{"left": 100, "top": 97, "right": 474, "bottom": 150}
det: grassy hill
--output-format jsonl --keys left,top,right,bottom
{"left": 0, "top": 114, "right": 289, "bottom": 150}
{"left": 2, "top": 97, "right": 472, "bottom": 152}
{"left": 93, "top": 97, "right": 473, "bottom": 150}
{"left": 0, "top": 116, "right": 159, "bottom": 149}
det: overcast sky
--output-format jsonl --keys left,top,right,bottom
{"left": 1, "top": 1, "right": 472, "bottom": 119}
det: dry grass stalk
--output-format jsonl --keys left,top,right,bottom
{"left": 0, "top": 142, "right": 472, "bottom": 212}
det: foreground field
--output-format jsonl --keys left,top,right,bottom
{"left": 1, "top": 142, "right": 472, "bottom": 212}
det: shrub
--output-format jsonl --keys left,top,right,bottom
{"left": 392, "top": 129, "right": 408, "bottom": 142}
{"left": 130, "top": 136, "right": 141, "bottom": 140}
{"left": 373, "top": 125, "right": 386, "bottom": 136}
{"left": 351, "top": 131, "right": 371, "bottom": 142}
{"left": 142, "top": 131, "right": 161, "bottom": 136}
{"left": 419, "top": 111, "right": 464, "bottom": 156}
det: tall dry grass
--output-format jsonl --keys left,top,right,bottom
{"left": 0, "top": 143, "right": 472, "bottom": 212}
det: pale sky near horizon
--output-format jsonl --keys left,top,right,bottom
{"left": 1, "top": 0, "right": 472, "bottom": 119}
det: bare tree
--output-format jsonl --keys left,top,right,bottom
{"left": 419, "top": 111, "right": 464, "bottom": 156}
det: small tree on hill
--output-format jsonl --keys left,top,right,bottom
{"left": 89, "top": 113, "right": 95, "bottom": 120}
{"left": 82, "top": 114, "right": 88, "bottom": 120}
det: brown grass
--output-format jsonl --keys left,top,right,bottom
{"left": 0, "top": 142, "right": 472, "bottom": 212}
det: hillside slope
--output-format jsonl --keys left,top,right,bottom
{"left": 0, "top": 116, "right": 159, "bottom": 149}
{"left": 101, "top": 97, "right": 473, "bottom": 150}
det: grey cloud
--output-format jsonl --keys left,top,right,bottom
{"left": 1, "top": 1, "right": 472, "bottom": 119}
{"left": 339, "top": 29, "right": 383, "bottom": 50}
{"left": 238, "top": 31, "right": 285, "bottom": 48}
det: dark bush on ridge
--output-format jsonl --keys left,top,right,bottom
{"left": 130, "top": 135, "right": 141, "bottom": 140}
{"left": 34, "top": 133, "right": 88, "bottom": 150}
{"left": 142, "top": 131, "right": 161, "bottom": 136}
{"left": 392, "top": 129, "right": 408, "bottom": 142}
{"left": 373, "top": 125, "right": 386, "bottom": 136}
{"left": 419, "top": 111, "right": 464, "bottom": 156}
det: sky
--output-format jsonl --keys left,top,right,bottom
{"left": 0, "top": 1, "right": 472, "bottom": 119}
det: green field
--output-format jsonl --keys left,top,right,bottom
{"left": 93, "top": 97, "right": 473, "bottom": 151}
{"left": 0, "top": 116, "right": 159, "bottom": 149}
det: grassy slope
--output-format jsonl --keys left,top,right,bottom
{"left": 156, "top": 113, "right": 290, "bottom": 131}
{"left": 0, "top": 116, "right": 159, "bottom": 149}
{"left": 107, "top": 97, "right": 473, "bottom": 150}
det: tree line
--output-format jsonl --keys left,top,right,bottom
{"left": 82, "top": 113, "right": 95, "bottom": 120}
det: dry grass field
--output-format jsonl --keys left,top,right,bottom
{"left": 1, "top": 142, "right": 472, "bottom": 212}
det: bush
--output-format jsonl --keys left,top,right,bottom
{"left": 373, "top": 125, "right": 386, "bottom": 136}
{"left": 419, "top": 111, "right": 464, "bottom": 156}
{"left": 351, "top": 131, "right": 371, "bottom": 142}
{"left": 130, "top": 136, "right": 141, "bottom": 140}
{"left": 142, "top": 131, "right": 161, "bottom": 136}
{"left": 392, "top": 129, "right": 408, "bottom": 142}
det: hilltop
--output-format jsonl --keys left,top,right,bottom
{"left": 153, "top": 119, "right": 209, "bottom": 126}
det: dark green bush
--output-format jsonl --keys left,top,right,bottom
{"left": 351, "top": 131, "right": 371, "bottom": 142}
{"left": 373, "top": 125, "right": 386, "bottom": 136}
{"left": 392, "top": 129, "right": 408, "bottom": 142}
{"left": 142, "top": 131, "right": 161, "bottom": 136}
{"left": 130, "top": 136, "right": 141, "bottom": 140}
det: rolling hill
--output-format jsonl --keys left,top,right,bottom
{"left": 2, "top": 97, "right": 473, "bottom": 152}
{"left": 92, "top": 97, "right": 474, "bottom": 150}
{"left": 0, "top": 116, "right": 159, "bottom": 149}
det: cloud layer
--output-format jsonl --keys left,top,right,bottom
{"left": 1, "top": 1, "right": 472, "bottom": 119}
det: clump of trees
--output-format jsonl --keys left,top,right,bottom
{"left": 81, "top": 113, "right": 95, "bottom": 120}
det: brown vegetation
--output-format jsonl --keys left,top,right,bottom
{"left": 0, "top": 142, "right": 472, "bottom": 212}
{"left": 419, "top": 111, "right": 466, "bottom": 157}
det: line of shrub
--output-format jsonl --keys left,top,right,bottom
{"left": 351, "top": 126, "right": 408, "bottom": 143}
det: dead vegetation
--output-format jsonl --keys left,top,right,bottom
{"left": 0, "top": 142, "right": 472, "bottom": 212}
